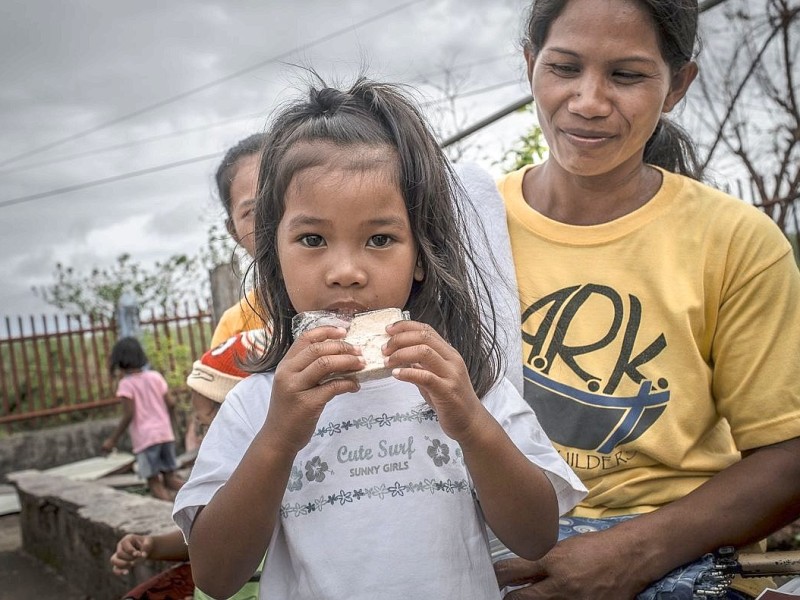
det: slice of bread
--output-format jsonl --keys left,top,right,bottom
{"left": 344, "top": 308, "right": 406, "bottom": 382}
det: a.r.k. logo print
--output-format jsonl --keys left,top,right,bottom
{"left": 522, "top": 283, "right": 670, "bottom": 454}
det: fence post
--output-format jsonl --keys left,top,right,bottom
{"left": 209, "top": 264, "right": 240, "bottom": 326}
{"left": 116, "top": 292, "right": 141, "bottom": 338}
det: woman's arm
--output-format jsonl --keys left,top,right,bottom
{"left": 496, "top": 435, "right": 800, "bottom": 599}
{"left": 627, "top": 435, "right": 800, "bottom": 584}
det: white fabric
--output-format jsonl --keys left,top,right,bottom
{"left": 453, "top": 162, "right": 524, "bottom": 396}
{"left": 174, "top": 374, "right": 585, "bottom": 600}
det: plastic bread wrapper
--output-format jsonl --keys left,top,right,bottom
{"left": 291, "top": 308, "right": 410, "bottom": 382}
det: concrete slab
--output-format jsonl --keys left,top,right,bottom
{"left": 0, "top": 491, "right": 20, "bottom": 516}
{"left": 43, "top": 452, "right": 135, "bottom": 481}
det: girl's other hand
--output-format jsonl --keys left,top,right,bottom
{"left": 384, "top": 320, "right": 488, "bottom": 443}
{"left": 264, "top": 325, "right": 365, "bottom": 454}
{"left": 110, "top": 533, "right": 153, "bottom": 575}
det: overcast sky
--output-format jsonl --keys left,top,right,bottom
{"left": 0, "top": 0, "right": 543, "bottom": 325}
{"left": 0, "top": 0, "right": 743, "bottom": 329}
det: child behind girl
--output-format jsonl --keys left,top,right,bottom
{"left": 103, "top": 337, "right": 184, "bottom": 501}
{"left": 173, "top": 78, "right": 586, "bottom": 600}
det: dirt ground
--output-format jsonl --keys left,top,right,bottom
{"left": 0, "top": 513, "right": 88, "bottom": 600}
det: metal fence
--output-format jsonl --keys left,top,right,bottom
{"left": 0, "top": 301, "right": 214, "bottom": 426}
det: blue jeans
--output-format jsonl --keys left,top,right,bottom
{"left": 135, "top": 441, "right": 178, "bottom": 479}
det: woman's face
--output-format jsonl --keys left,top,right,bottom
{"left": 227, "top": 152, "right": 260, "bottom": 258}
{"left": 526, "top": 0, "right": 695, "bottom": 178}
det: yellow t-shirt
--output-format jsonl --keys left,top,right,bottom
{"left": 210, "top": 289, "right": 266, "bottom": 348}
{"left": 499, "top": 165, "right": 800, "bottom": 516}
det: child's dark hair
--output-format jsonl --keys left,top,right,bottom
{"left": 523, "top": 0, "right": 701, "bottom": 179}
{"left": 108, "top": 337, "right": 148, "bottom": 375}
{"left": 252, "top": 76, "right": 502, "bottom": 398}
{"left": 215, "top": 133, "right": 268, "bottom": 224}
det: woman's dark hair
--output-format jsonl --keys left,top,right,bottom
{"left": 214, "top": 133, "right": 268, "bottom": 221}
{"left": 251, "top": 76, "right": 502, "bottom": 398}
{"left": 523, "top": 0, "right": 701, "bottom": 179}
{"left": 108, "top": 337, "right": 148, "bottom": 375}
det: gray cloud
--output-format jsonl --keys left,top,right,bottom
{"left": 1, "top": 0, "right": 534, "bottom": 319}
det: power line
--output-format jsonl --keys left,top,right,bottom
{"left": 0, "top": 77, "right": 522, "bottom": 210}
{"left": 0, "top": 0, "right": 428, "bottom": 169}
{"left": 421, "top": 80, "right": 523, "bottom": 107}
{"left": 0, "top": 111, "right": 266, "bottom": 175}
{"left": 1, "top": 60, "right": 516, "bottom": 175}
{"left": 0, "top": 79, "right": 524, "bottom": 208}
{"left": 3, "top": 2, "right": 730, "bottom": 207}
{"left": 412, "top": 53, "right": 518, "bottom": 83}
{"left": 0, "top": 153, "right": 222, "bottom": 210}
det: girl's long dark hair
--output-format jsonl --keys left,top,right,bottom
{"left": 523, "top": 0, "right": 702, "bottom": 179}
{"left": 251, "top": 76, "right": 502, "bottom": 398}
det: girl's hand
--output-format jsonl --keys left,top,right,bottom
{"left": 110, "top": 533, "right": 153, "bottom": 575}
{"left": 263, "top": 326, "right": 365, "bottom": 454}
{"left": 384, "top": 320, "right": 487, "bottom": 443}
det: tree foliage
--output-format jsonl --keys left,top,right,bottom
{"left": 499, "top": 105, "right": 548, "bottom": 173}
{"left": 33, "top": 222, "right": 245, "bottom": 320}
{"left": 33, "top": 253, "right": 203, "bottom": 320}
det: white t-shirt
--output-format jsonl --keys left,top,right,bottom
{"left": 174, "top": 374, "right": 585, "bottom": 600}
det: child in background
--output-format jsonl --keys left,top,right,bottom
{"left": 103, "top": 337, "right": 184, "bottom": 501}
{"left": 173, "top": 78, "right": 586, "bottom": 600}
{"left": 184, "top": 133, "right": 269, "bottom": 454}
{"left": 111, "top": 330, "right": 266, "bottom": 600}
{"left": 210, "top": 132, "right": 269, "bottom": 348}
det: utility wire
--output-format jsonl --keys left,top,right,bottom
{"left": 1, "top": 58, "right": 516, "bottom": 175}
{"left": 421, "top": 80, "right": 523, "bottom": 107}
{"left": 0, "top": 80, "right": 525, "bottom": 207}
{"left": 0, "top": 0, "right": 427, "bottom": 169}
{"left": 0, "top": 153, "right": 222, "bottom": 209}
{"left": 0, "top": 111, "right": 266, "bottom": 175}
{"left": 412, "top": 53, "right": 517, "bottom": 83}
{"left": 1, "top": 0, "right": 730, "bottom": 205}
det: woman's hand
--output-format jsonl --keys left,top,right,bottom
{"left": 384, "top": 320, "right": 488, "bottom": 442}
{"left": 110, "top": 533, "right": 153, "bottom": 575}
{"left": 263, "top": 325, "right": 365, "bottom": 453}
{"left": 495, "top": 529, "right": 650, "bottom": 600}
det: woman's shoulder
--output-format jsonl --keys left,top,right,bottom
{"left": 212, "top": 290, "right": 265, "bottom": 345}
{"left": 663, "top": 170, "right": 791, "bottom": 245}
